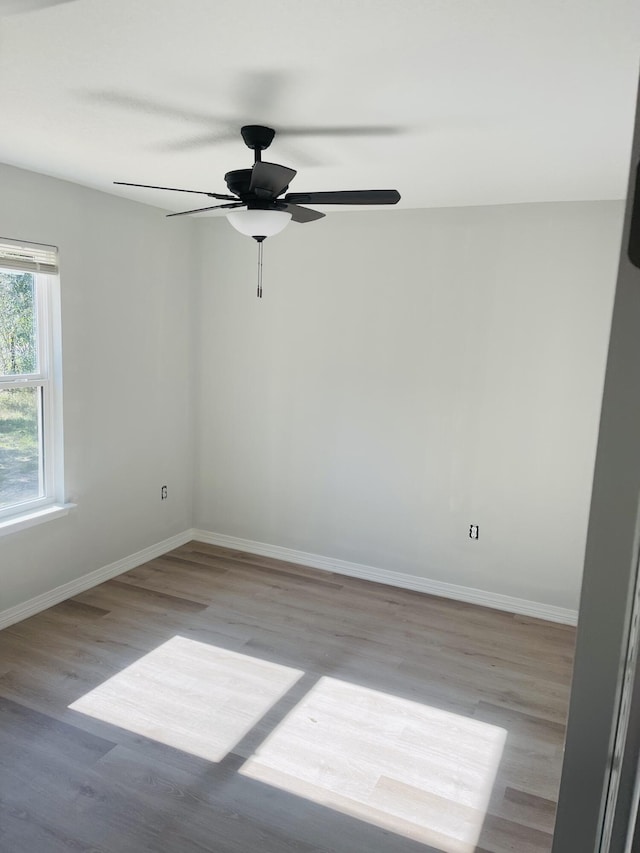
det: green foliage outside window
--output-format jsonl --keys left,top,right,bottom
{"left": 0, "top": 271, "right": 37, "bottom": 376}
{"left": 0, "top": 272, "right": 40, "bottom": 507}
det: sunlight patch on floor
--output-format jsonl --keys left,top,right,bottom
{"left": 68, "top": 635, "right": 303, "bottom": 760}
{"left": 68, "top": 637, "right": 506, "bottom": 850}
{"left": 240, "top": 676, "right": 507, "bottom": 853}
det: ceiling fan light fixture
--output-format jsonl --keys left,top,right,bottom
{"left": 226, "top": 208, "right": 291, "bottom": 239}
{"left": 115, "top": 126, "right": 400, "bottom": 298}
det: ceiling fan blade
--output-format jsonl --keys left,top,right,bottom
{"left": 159, "top": 130, "right": 241, "bottom": 153}
{"left": 114, "top": 182, "right": 236, "bottom": 200}
{"left": 280, "top": 203, "right": 326, "bottom": 224}
{"left": 166, "top": 202, "right": 244, "bottom": 218}
{"left": 284, "top": 190, "right": 401, "bottom": 206}
{"left": 249, "top": 162, "right": 297, "bottom": 199}
{"left": 0, "top": 0, "right": 76, "bottom": 13}
{"left": 278, "top": 125, "right": 404, "bottom": 138}
{"left": 93, "top": 91, "right": 230, "bottom": 126}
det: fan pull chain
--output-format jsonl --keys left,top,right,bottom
{"left": 257, "top": 239, "right": 264, "bottom": 298}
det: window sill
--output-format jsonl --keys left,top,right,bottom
{"left": 0, "top": 503, "right": 76, "bottom": 537}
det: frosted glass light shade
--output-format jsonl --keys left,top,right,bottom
{"left": 226, "top": 208, "right": 291, "bottom": 238}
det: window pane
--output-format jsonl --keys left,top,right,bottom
{"left": 0, "top": 386, "right": 43, "bottom": 510}
{"left": 0, "top": 270, "right": 37, "bottom": 376}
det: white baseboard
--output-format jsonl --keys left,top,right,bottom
{"left": 192, "top": 529, "right": 579, "bottom": 626}
{"left": 0, "top": 527, "right": 579, "bottom": 631}
{"left": 0, "top": 530, "right": 194, "bottom": 630}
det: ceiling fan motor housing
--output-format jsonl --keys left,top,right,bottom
{"left": 224, "top": 168, "right": 253, "bottom": 197}
{"left": 224, "top": 169, "right": 292, "bottom": 205}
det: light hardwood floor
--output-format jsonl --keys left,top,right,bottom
{"left": 0, "top": 542, "right": 575, "bottom": 853}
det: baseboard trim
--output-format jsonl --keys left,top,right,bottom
{"left": 192, "top": 529, "right": 578, "bottom": 626}
{"left": 0, "top": 530, "right": 194, "bottom": 630}
{"left": 0, "top": 527, "right": 579, "bottom": 630}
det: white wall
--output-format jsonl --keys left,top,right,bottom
{"left": 0, "top": 178, "right": 624, "bottom": 616}
{"left": 193, "top": 202, "right": 623, "bottom": 610}
{"left": 0, "top": 163, "right": 194, "bottom": 611}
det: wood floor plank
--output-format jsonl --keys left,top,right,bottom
{"left": 487, "top": 786, "right": 557, "bottom": 835}
{"left": 477, "top": 813, "right": 554, "bottom": 853}
{"left": 0, "top": 694, "right": 115, "bottom": 762}
{"left": 0, "top": 541, "right": 575, "bottom": 853}
{"left": 50, "top": 598, "right": 112, "bottom": 619}
{"left": 233, "top": 761, "right": 446, "bottom": 853}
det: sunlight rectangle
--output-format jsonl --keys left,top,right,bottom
{"left": 240, "top": 676, "right": 506, "bottom": 853}
{"left": 69, "top": 635, "right": 303, "bottom": 761}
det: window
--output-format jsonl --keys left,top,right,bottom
{"left": 0, "top": 239, "right": 66, "bottom": 532}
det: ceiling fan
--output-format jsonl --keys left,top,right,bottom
{"left": 0, "top": 0, "right": 76, "bottom": 13}
{"left": 115, "top": 124, "right": 401, "bottom": 297}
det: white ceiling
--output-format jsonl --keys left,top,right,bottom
{"left": 0, "top": 0, "right": 638, "bottom": 214}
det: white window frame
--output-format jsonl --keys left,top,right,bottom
{"left": 0, "top": 243, "right": 69, "bottom": 535}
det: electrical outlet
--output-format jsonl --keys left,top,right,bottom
{"left": 161, "top": 485, "right": 168, "bottom": 500}
{"left": 469, "top": 524, "right": 479, "bottom": 540}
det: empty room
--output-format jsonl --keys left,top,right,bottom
{"left": 1, "top": 2, "right": 639, "bottom": 852}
